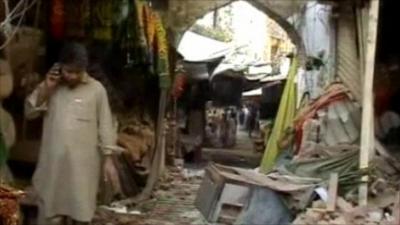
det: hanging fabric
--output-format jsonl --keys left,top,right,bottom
{"left": 153, "top": 14, "right": 170, "bottom": 89}
{"left": 142, "top": 4, "right": 155, "bottom": 50}
{"left": 260, "top": 58, "right": 299, "bottom": 173}
{"left": 135, "top": 2, "right": 170, "bottom": 88}
{"left": 119, "top": 0, "right": 148, "bottom": 65}
{"left": 50, "top": 0, "right": 65, "bottom": 39}
{"left": 91, "top": 0, "right": 113, "bottom": 41}
{"left": 142, "top": 4, "right": 156, "bottom": 70}
{"left": 134, "top": 0, "right": 150, "bottom": 64}
{"left": 65, "top": 0, "right": 90, "bottom": 39}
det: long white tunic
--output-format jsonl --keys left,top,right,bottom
{"left": 25, "top": 75, "right": 116, "bottom": 221}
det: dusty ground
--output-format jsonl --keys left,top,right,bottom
{"left": 92, "top": 132, "right": 259, "bottom": 225}
{"left": 16, "top": 130, "right": 258, "bottom": 225}
{"left": 93, "top": 167, "right": 212, "bottom": 225}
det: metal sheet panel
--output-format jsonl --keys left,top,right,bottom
{"left": 336, "top": 5, "right": 362, "bottom": 102}
{"left": 194, "top": 171, "right": 222, "bottom": 221}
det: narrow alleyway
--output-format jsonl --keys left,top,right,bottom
{"left": 202, "top": 129, "right": 262, "bottom": 168}
{"left": 92, "top": 128, "right": 262, "bottom": 225}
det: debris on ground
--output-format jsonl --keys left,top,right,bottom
{"left": 93, "top": 167, "right": 211, "bottom": 225}
{"left": 191, "top": 84, "right": 400, "bottom": 225}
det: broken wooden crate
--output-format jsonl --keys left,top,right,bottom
{"left": 195, "top": 163, "right": 291, "bottom": 224}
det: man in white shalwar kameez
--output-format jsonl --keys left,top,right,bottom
{"left": 25, "top": 43, "right": 118, "bottom": 225}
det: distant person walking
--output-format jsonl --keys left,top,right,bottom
{"left": 247, "top": 103, "right": 257, "bottom": 138}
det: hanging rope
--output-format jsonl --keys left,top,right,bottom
{"left": 0, "top": 0, "right": 38, "bottom": 50}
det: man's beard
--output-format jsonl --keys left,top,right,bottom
{"left": 66, "top": 80, "right": 80, "bottom": 88}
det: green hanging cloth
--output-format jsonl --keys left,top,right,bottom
{"left": 260, "top": 57, "right": 299, "bottom": 173}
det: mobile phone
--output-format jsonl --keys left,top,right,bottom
{"left": 51, "top": 63, "right": 62, "bottom": 76}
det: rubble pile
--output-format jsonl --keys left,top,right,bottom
{"left": 293, "top": 198, "right": 397, "bottom": 225}
{"left": 288, "top": 155, "right": 400, "bottom": 224}
{"left": 191, "top": 83, "right": 400, "bottom": 225}
{"left": 93, "top": 167, "right": 208, "bottom": 225}
{"left": 285, "top": 84, "right": 400, "bottom": 224}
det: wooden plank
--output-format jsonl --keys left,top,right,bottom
{"left": 327, "top": 173, "right": 339, "bottom": 211}
{"left": 359, "top": 0, "right": 380, "bottom": 206}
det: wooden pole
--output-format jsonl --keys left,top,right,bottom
{"left": 157, "top": 90, "right": 168, "bottom": 175}
{"left": 359, "top": 0, "right": 380, "bottom": 206}
{"left": 172, "top": 98, "right": 178, "bottom": 158}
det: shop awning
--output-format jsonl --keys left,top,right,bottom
{"left": 178, "top": 31, "right": 231, "bottom": 62}
{"left": 243, "top": 88, "right": 262, "bottom": 97}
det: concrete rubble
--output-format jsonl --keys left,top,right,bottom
{"left": 190, "top": 83, "right": 400, "bottom": 225}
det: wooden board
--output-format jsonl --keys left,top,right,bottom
{"left": 327, "top": 173, "right": 338, "bottom": 211}
{"left": 359, "top": 0, "right": 380, "bottom": 206}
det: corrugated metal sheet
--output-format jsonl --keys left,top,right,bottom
{"left": 336, "top": 5, "right": 362, "bottom": 102}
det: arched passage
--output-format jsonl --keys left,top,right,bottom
{"left": 172, "top": 1, "right": 302, "bottom": 166}
{"left": 168, "top": 0, "right": 306, "bottom": 66}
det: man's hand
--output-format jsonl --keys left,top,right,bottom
{"left": 103, "top": 156, "right": 121, "bottom": 192}
{"left": 35, "top": 64, "right": 61, "bottom": 107}
{"left": 44, "top": 63, "right": 62, "bottom": 91}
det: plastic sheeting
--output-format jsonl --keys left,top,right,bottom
{"left": 281, "top": 149, "right": 365, "bottom": 194}
{"left": 291, "top": 1, "right": 336, "bottom": 101}
{"left": 296, "top": 2, "right": 334, "bottom": 58}
{"left": 284, "top": 150, "right": 359, "bottom": 181}
{"left": 234, "top": 186, "right": 292, "bottom": 225}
